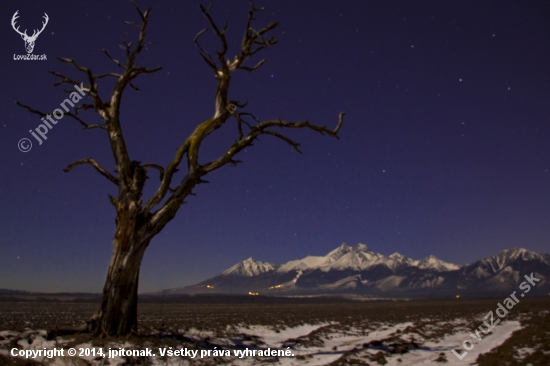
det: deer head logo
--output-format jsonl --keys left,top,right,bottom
{"left": 12, "top": 11, "right": 49, "bottom": 54}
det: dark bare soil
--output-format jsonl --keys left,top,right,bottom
{"left": 0, "top": 297, "right": 549, "bottom": 365}
{"left": 0, "top": 297, "right": 548, "bottom": 333}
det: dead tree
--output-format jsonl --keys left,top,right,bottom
{"left": 17, "top": 2, "right": 344, "bottom": 337}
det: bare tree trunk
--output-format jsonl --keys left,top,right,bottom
{"left": 89, "top": 186, "right": 151, "bottom": 337}
{"left": 89, "top": 235, "right": 149, "bottom": 337}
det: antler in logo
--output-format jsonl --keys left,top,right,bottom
{"left": 12, "top": 10, "right": 49, "bottom": 54}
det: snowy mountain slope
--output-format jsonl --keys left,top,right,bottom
{"left": 456, "top": 247, "right": 550, "bottom": 291}
{"left": 414, "top": 255, "right": 460, "bottom": 271}
{"left": 276, "top": 243, "right": 458, "bottom": 274}
{"left": 219, "top": 257, "right": 278, "bottom": 277}
{"left": 464, "top": 247, "right": 550, "bottom": 274}
{"left": 163, "top": 244, "right": 550, "bottom": 296}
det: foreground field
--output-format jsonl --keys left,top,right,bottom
{"left": 0, "top": 298, "right": 549, "bottom": 365}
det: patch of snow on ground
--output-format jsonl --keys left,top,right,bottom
{"left": 0, "top": 319, "right": 524, "bottom": 365}
{"left": 382, "top": 320, "right": 522, "bottom": 365}
{"left": 231, "top": 322, "right": 414, "bottom": 366}
{"left": 237, "top": 323, "right": 327, "bottom": 347}
{"left": 515, "top": 346, "right": 536, "bottom": 361}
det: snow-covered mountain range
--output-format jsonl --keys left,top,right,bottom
{"left": 161, "top": 243, "right": 550, "bottom": 297}
{"left": 220, "top": 243, "right": 460, "bottom": 275}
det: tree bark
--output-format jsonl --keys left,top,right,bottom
{"left": 89, "top": 235, "right": 149, "bottom": 337}
{"left": 89, "top": 177, "right": 151, "bottom": 337}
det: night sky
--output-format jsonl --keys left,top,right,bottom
{"left": 1, "top": 1, "right": 549, "bottom": 293}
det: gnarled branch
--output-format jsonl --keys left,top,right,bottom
{"left": 64, "top": 158, "right": 119, "bottom": 186}
{"left": 202, "top": 113, "right": 345, "bottom": 175}
{"left": 15, "top": 101, "right": 106, "bottom": 130}
{"left": 141, "top": 163, "right": 165, "bottom": 181}
{"left": 144, "top": 3, "right": 345, "bottom": 222}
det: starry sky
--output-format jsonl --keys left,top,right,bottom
{"left": 1, "top": 1, "right": 549, "bottom": 293}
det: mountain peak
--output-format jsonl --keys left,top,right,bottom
{"left": 220, "top": 257, "right": 277, "bottom": 277}
{"left": 417, "top": 255, "right": 460, "bottom": 271}
{"left": 480, "top": 247, "right": 550, "bottom": 271}
{"left": 355, "top": 243, "right": 369, "bottom": 252}
{"left": 326, "top": 243, "right": 353, "bottom": 260}
{"left": 505, "top": 247, "right": 534, "bottom": 258}
{"left": 493, "top": 247, "right": 538, "bottom": 262}
{"left": 389, "top": 252, "right": 406, "bottom": 260}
